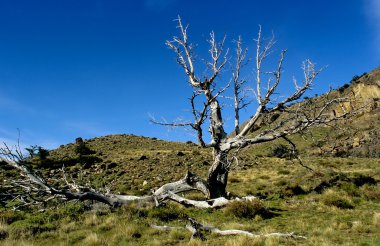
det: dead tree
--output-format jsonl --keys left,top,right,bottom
{"left": 1, "top": 17, "right": 352, "bottom": 207}
{"left": 160, "top": 17, "right": 352, "bottom": 199}
{"left": 0, "top": 17, "right": 357, "bottom": 241}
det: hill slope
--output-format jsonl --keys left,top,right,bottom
{"left": 1, "top": 68, "right": 379, "bottom": 245}
{"left": 242, "top": 67, "right": 380, "bottom": 158}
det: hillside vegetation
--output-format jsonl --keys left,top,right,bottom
{"left": 0, "top": 68, "right": 379, "bottom": 245}
{"left": 243, "top": 67, "right": 380, "bottom": 158}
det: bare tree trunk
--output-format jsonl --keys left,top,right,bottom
{"left": 234, "top": 103, "right": 240, "bottom": 135}
{"left": 207, "top": 150, "right": 229, "bottom": 198}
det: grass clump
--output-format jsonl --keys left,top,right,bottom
{"left": 148, "top": 204, "right": 186, "bottom": 222}
{"left": 320, "top": 189, "right": 354, "bottom": 209}
{"left": 82, "top": 232, "right": 107, "bottom": 246}
{"left": 9, "top": 218, "right": 56, "bottom": 238}
{"left": 0, "top": 220, "right": 9, "bottom": 240}
{"left": 283, "top": 184, "right": 306, "bottom": 197}
{"left": 268, "top": 144, "right": 297, "bottom": 159}
{"left": 168, "top": 229, "right": 188, "bottom": 241}
{"left": 360, "top": 184, "right": 380, "bottom": 200}
{"left": 224, "top": 199, "right": 272, "bottom": 219}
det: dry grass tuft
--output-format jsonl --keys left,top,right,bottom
{"left": 82, "top": 232, "right": 107, "bottom": 246}
{"left": 320, "top": 189, "right": 354, "bottom": 209}
{"left": 373, "top": 212, "right": 380, "bottom": 226}
{"left": 224, "top": 199, "right": 273, "bottom": 219}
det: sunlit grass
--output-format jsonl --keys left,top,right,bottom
{"left": 0, "top": 134, "right": 379, "bottom": 245}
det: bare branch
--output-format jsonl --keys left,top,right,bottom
{"left": 206, "top": 32, "right": 229, "bottom": 85}
{"left": 149, "top": 118, "right": 194, "bottom": 128}
{"left": 233, "top": 36, "right": 250, "bottom": 135}
{"left": 189, "top": 93, "right": 209, "bottom": 146}
{"left": 255, "top": 26, "right": 276, "bottom": 104}
{"left": 166, "top": 16, "right": 198, "bottom": 87}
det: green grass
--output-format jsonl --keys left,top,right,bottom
{"left": 1, "top": 149, "right": 379, "bottom": 245}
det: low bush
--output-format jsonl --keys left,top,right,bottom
{"left": 224, "top": 199, "right": 272, "bottom": 219}
{"left": 351, "top": 174, "right": 376, "bottom": 187}
{"left": 119, "top": 204, "right": 148, "bottom": 219}
{"left": 268, "top": 144, "right": 297, "bottom": 159}
{"left": 321, "top": 190, "right": 354, "bottom": 209}
{"left": 283, "top": 184, "right": 306, "bottom": 196}
{"left": 0, "top": 220, "right": 9, "bottom": 240}
{"left": 361, "top": 184, "right": 380, "bottom": 200}
{"left": 0, "top": 210, "right": 25, "bottom": 224}
{"left": 148, "top": 204, "right": 186, "bottom": 222}
{"left": 9, "top": 218, "right": 56, "bottom": 238}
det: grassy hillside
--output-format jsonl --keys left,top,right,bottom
{"left": 242, "top": 67, "right": 380, "bottom": 158}
{"left": 1, "top": 134, "right": 379, "bottom": 245}
{"left": 0, "top": 68, "right": 379, "bottom": 245}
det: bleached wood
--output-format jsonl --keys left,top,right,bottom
{"left": 152, "top": 218, "right": 307, "bottom": 241}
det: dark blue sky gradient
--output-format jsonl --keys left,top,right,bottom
{"left": 0, "top": 0, "right": 378, "bottom": 148}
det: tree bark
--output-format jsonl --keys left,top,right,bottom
{"left": 207, "top": 150, "right": 229, "bottom": 198}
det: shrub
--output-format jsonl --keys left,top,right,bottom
{"left": 269, "top": 144, "right": 296, "bottom": 159}
{"left": 37, "top": 147, "right": 49, "bottom": 160}
{"left": 25, "top": 145, "right": 49, "bottom": 160}
{"left": 351, "top": 75, "right": 360, "bottom": 82}
{"left": 75, "top": 139, "right": 93, "bottom": 156}
{"left": 0, "top": 210, "right": 25, "bottom": 224}
{"left": 191, "top": 149, "right": 201, "bottom": 155}
{"left": 229, "top": 177, "right": 240, "bottom": 183}
{"left": 9, "top": 217, "right": 56, "bottom": 238}
{"left": 351, "top": 174, "right": 376, "bottom": 187}
{"left": 224, "top": 199, "right": 272, "bottom": 219}
{"left": 340, "top": 182, "right": 360, "bottom": 197}
{"left": 321, "top": 190, "right": 354, "bottom": 209}
{"left": 283, "top": 184, "right": 306, "bottom": 196}
{"left": 148, "top": 205, "right": 185, "bottom": 222}
{"left": 334, "top": 149, "right": 348, "bottom": 157}
{"left": 269, "top": 113, "right": 280, "bottom": 122}
{"left": 25, "top": 145, "right": 38, "bottom": 158}
{"left": 338, "top": 83, "right": 350, "bottom": 93}
{"left": 277, "top": 169, "right": 290, "bottom": 175}
{"left": 169, "top": 229, "right": 188, "bottom": 241}
{"left": 275, "top": 179, "right": 288, "bottom": 186}
{"left": 119, "top": 204, "right": 148, "bottom": 219}
{"left": 0, "top": 220, "right": 9, "bottom": 240}
{"left": 361, "top": 184, "right": 380, "bottom": 200}
{"left": 311, "top": 140, "right": 326, "bottom": 148}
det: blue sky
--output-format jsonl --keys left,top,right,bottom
{"left": 0, "top": 0, "right": 379, "bottom": 149}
